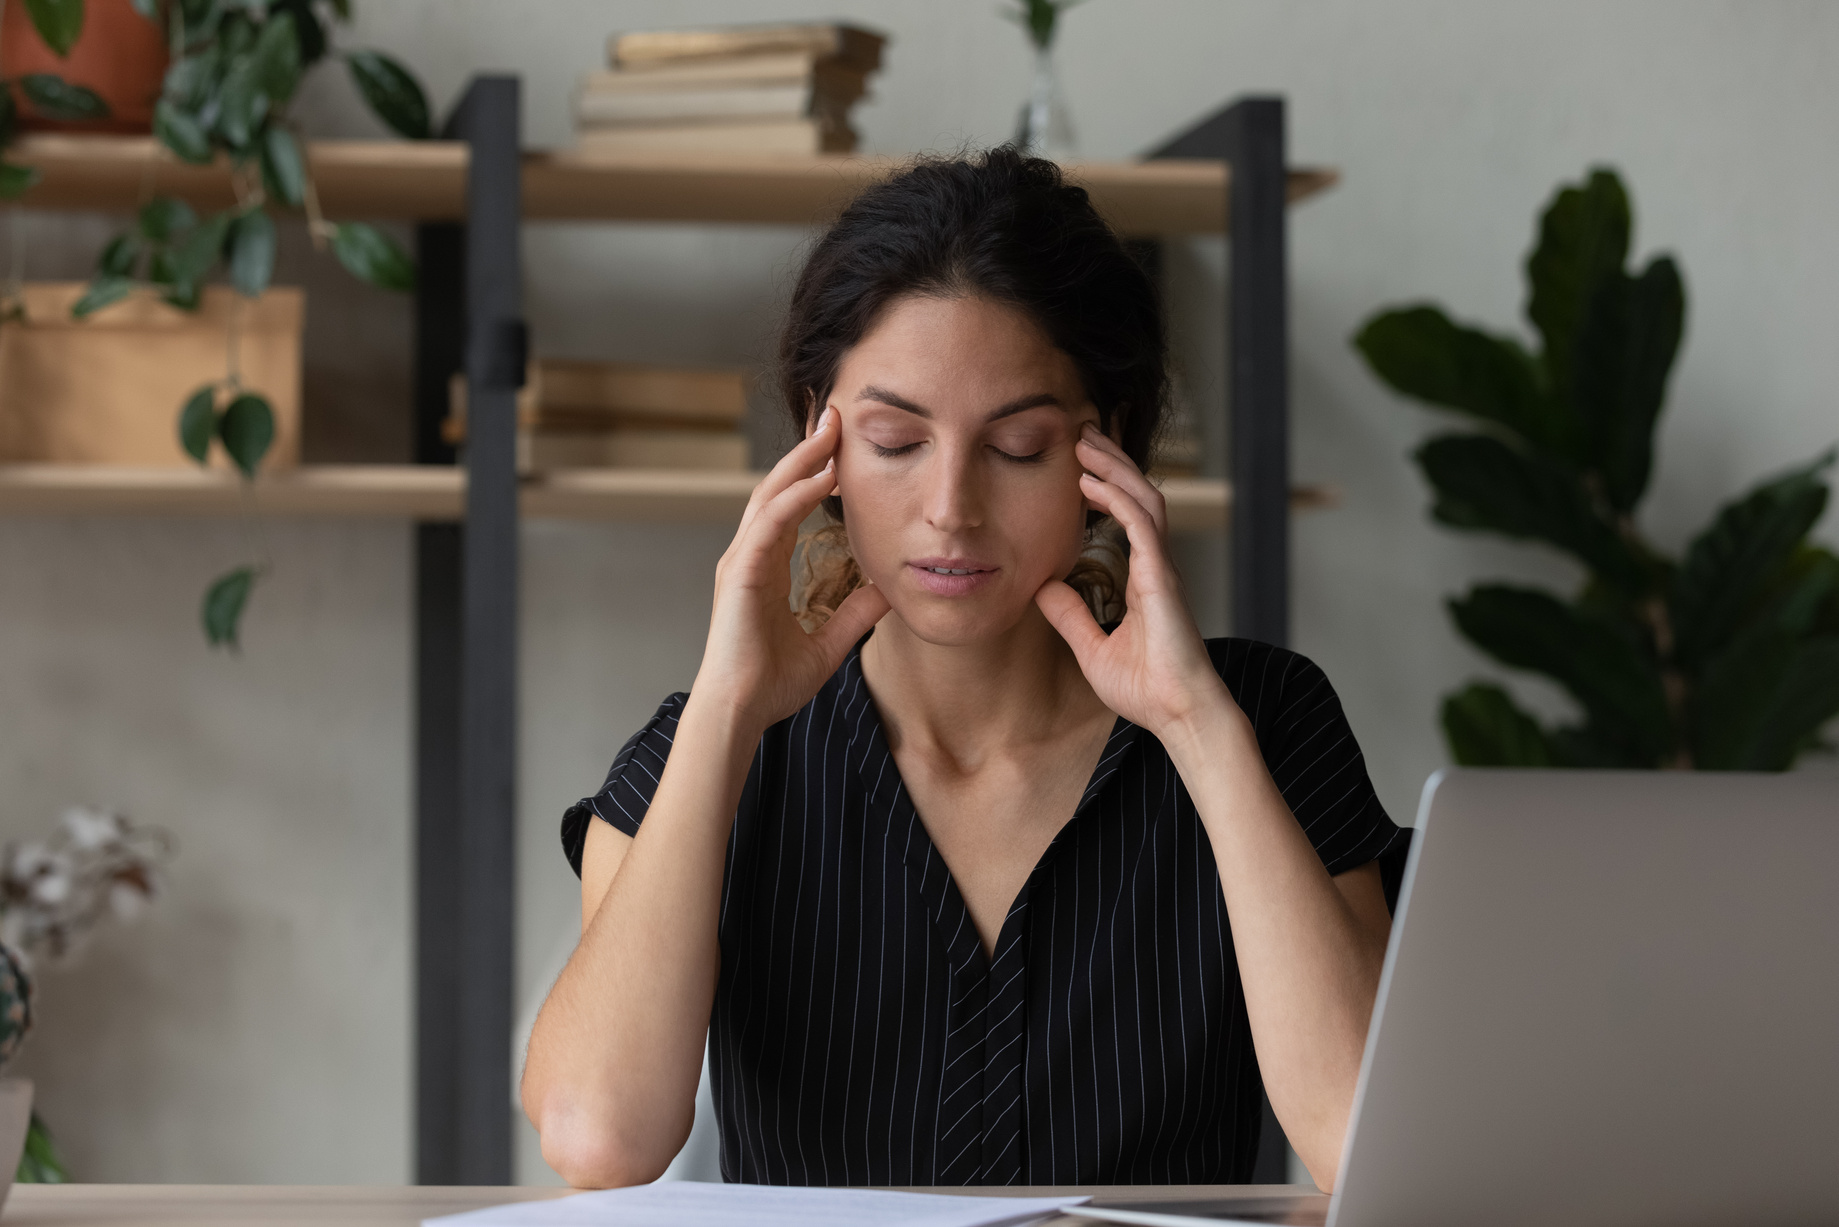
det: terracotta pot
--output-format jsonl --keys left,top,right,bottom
{"left": 1, "top": 0, "right": 169, "bottom": 134}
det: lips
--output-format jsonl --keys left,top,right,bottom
{"left": 907, "top": 556, "right": 998, "bottom": 597}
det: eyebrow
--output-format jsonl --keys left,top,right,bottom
{"left": 855, "top": 385, "right": 1064, "bottom": 423}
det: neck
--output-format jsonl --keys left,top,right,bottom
{"left": 859, "top": 603, "right": 1107, "bottom": 769}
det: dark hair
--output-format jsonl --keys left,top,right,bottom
{"left": 779, "top": 146, "right": 1168, "bottom": 625}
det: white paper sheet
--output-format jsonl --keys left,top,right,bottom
{"left": 423, "top": 1182, "right": 1091, "bottom": 1227}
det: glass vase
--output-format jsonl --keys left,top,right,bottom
{"left": 1014, "top": 45, "right": 1077, "bottom": 161}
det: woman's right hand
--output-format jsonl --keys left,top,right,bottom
{"left": 692, "top": 405, "right": 891, "bottom": 736}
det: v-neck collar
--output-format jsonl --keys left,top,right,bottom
{"left": 835, "top": 638, "right": 1145, "bottom": 981}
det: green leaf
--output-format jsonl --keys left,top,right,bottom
{"left": 154, "top": 98, "right": 215, "bottom": 164}
{"left": 1441, "top": 682, "right": 1557, "bottom": 766}
{"left": 99, "top": 233, "right": 141, "bottom": 277}
{"left": 20, "top": 74, "right": 111, "bottom": 121}
{"left": 19, "top": 1112, "right": 70, "bottom": 1183}
{"left": 203, "top": 565, "right": 258, "bottom": 649}
{"left": 249, "top": 10, "right": 302, "bottom": 104}
{"left": 227, "top": 208, "right": 275, "bottom": 297}
{"left": 178, "top": 384, "right": 218, "bottom": 464}
{"left": 163, "top": 47, "right": 224, "bottom": 112}
{"left": 1571, "top": 256, "right": 1685, "bottom": 511}
{"left": 1353, "top": 306, "right": 1572, "bottom": 452}
{"left": 1741, "top": 636, "right": 1839, "bottom": 769}
{"left": 21, "top": 0, "right": 85, "bottom": 56}
{"left": 1415, "top": 433, "right": 1649, "bottom": 594}
{"left": 168, "top": 208, "right": 234, "bottom": 289}
{"left": 273, "top": 0, "right": 327, "bottom": 64}
{"left": 1671, "top": 450, "right": 1834, "bottom": 667}
{"left": 138, "top": 196, "right": 197, "bottom": 243}
{"left": 345, "top": 50, "right": 431, "bottom": 139}
{"left": 214, "top": 56, "right": 269, "bottom": 149}
{"left": 331, "top": 222, "right": 414, "bottom": 291}
{"left": 0, "top": 82, "right": 20, "bottom": 146}
{"left": 1526, "top": 168, "right": 1631, "bottom": 403}
{"left": 217, "top": 392, "right": 274, "bottom": 476}
{"left": 131, "top": 0, "right": 160, "bottom": 19}
{"left": 71, "top": 275, "right": 134, "bottom": 317}
{"left": 259, "top": 124, "right": 305, "bottom": 207}
{"left": 0, "top": 162, "right": 42, "bottom": 200}
{"left": 1449, "top": 583, "right": 1673, "bottom": 764}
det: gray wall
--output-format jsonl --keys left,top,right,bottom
{"left": 3, "top": 0, "right": 1835, "bottom": 1184}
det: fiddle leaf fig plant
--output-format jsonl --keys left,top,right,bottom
{"left": 1355, "top": 167, "right": 1839, "bottom": 770}
{"left": 70, "top": 0, "right": 430, "bottom": 649}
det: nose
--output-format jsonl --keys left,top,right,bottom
{"left": 921, "top": 438, "right": 985, "bottom": 534}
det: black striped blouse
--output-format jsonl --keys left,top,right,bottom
{"left": 561, "top": 634, "right": 1405, "bottom": 1186}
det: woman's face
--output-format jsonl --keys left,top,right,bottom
{"left": 814, "top": 293, "right": 1104, "bottom": 646}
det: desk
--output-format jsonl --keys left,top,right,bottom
{"left": 3, "top": 1184, "right": 1321, "bottom": 1225}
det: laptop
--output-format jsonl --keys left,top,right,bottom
{"left": 1077, "top": 769, "right": 1839, "bottom": 1227}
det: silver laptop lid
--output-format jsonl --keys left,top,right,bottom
{"left": 1331, "top": 769, "right": 1839, "bottom": 1227}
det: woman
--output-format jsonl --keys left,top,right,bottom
{"left": 522, "top": 149, "right": 1404, "bottom": 1192}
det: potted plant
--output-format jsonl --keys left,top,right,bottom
{"left": 0, "top": 805, "right": 174, "bottom": 1184}
{"left": 1354, "top": 167, "right": 1839, "bottom": 769}
{"left": 64, "top": 0, "right": 428, "bottom": 649}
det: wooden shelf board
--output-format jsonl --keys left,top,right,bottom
{"left": 0, "top": 464, "right": 1332, "bottom": 530}
{"left": 8, "top": 136, "right": 1336, "bottom": 235}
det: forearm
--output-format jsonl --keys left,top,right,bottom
{"left": 1161, "top": 698, "right": 1388, "bottom": 1190}
{"left": 522, "top": 691, "right": 759, "bottom": 1186}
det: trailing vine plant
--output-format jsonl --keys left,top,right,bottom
{"left": 70, "top": 0, "right": 427, "bottom": 649}
{"left": 1355, "top": 167, "right": 1839, "bottom": 771}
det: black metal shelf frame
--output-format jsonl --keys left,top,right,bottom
{"left": 410, "top": 77, "right": 1296, "bottom": 1184}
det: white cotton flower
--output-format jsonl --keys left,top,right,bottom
{"left": 29, "top": 869, "right": 71, "bottom": 906}
{"left": 107, "top": 882, "right": 147, "bottom": 921}
{"left": 62, "top": 806, "right": 122, "bottom": 851}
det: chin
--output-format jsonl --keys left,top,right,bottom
{"left": 874, "top": 573, "right": 1045, "bottom": 648}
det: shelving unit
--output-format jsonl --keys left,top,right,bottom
{"left": 0, "top": 463, "right": 1332, "bottom": 531}
{"left": 6, "top": 83, "right": 1328, "bottom": 1185}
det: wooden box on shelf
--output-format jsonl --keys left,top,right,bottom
{"left": 0, "top": 283, "right": 302, "bottom": 468}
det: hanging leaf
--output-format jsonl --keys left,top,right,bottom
{"left": 19, "top": 74, "right": 110, "bottom": 121}
{"left": 272, "top": 0, "right": 327, "bottom": 64}
{"left": 178, "top": 384, "right": 218, "bottom": 464}
{"left": 21, "top": 0, "right": 85, "bottom": 56}
{"left": 217, "top": 392, "right": 275, "bottom": 477}
{"left": 1449, "top": 583, "right": 1674, "bottom": 765}
{"left": 167, "top": 209, "right": 234, "bottom": 296}
{"left": 331, "top": 222, "right": 415, "bottom": 291}
{"left": 0, "top": 162, "right": 42, "bottom": 200}
{"left": 249, "top": 11, "right": 302, "bottom": 105}
{"left": 1670, "top": 451, "right": 1834, "bottom": 668}
{"left": 214, "top": 57, "right": 269, "bottom": 149}
{"left": 138, "top": 196, "right": 197, "bottom": 243}
{"left": 71, "top": 275, "right": 134, "bottom": 317}
{"left": 203, "top": 565, "right": 258, "bottom": 649}
{"left": 345, "top": 50, "right": 431, "bottom": 139}
{"left": 163, "top": 47, "right": 224, "bottom": 112}
{"left": 99, "top": 233, "right": 141, "bottom": 277}
{"left": 259, "top": 125, "right": 305, "bottom": 207}
{"left": 1526, "top": 168, "right": 1631, "bottom": 401}
{"left": 1441, "top": 682, "right": 1557, "bottom": 766}
{"left": 228, "top": 208, "right": 276, "bottom": 297}
{"left": 131, "top": 0, "right": 160, "bottom": 19}
{"left": 1414, "top": 433, "right": 1649, "bottom": 595}
{"left": 1737, "top": 637, "right": 1839, "bottom": 769}
{"left": 153, "top": 99, "right": 215, "bottom": 164}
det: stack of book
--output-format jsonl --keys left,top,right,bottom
{"left": 444, "top": 359, "right": 751, "bottom": 474}
{"left": 572, "top": 22, "right": 885, "bottom": 156}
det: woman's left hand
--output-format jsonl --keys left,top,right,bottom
{"left": 1034, "top": 422, "right": 1237, "bottom": 743}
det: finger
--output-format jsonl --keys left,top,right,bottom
{"left": 740, "top": 406, "right": 839, "bottom": 536}
{"left": 731, "top": 459, "right": 840, "bottom": 578}
{"left": 1077, "top": 428, "right": 1167, "bottom": 536}
{"left": 1079, "top": 473, "right": 1182, "bottom": 600}
{"left": 1034, "top": 578, "right": 1109, "bottom": 666}
{"left": 811, "top": 579, "right": 891, "bottom": 661}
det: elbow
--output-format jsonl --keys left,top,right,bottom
{"left": 525, "top": 1084, "right": 688, "bottom": 1189}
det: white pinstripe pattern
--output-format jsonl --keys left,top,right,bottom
{"left": 558, "top": 636, "right": 1406, "bottom": 1186}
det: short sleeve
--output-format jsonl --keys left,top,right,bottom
{"left": 560, "top": 691, "right": 687, "bottom": 878}
{"left": 1208, "top": 639, "right": 1407, "bottom": 882}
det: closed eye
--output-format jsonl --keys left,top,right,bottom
{"left": 867, "top": 441, "right": 1048, "bottom": 463}
{"left": 869, "top": 441, "right": 921, "bottom": 458}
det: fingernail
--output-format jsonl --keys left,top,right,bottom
{"left": 817, "top": 406, "right": 834, "bottom": 433}
{"left": 823, "top": 457, "right": 835, "bottom": 474}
